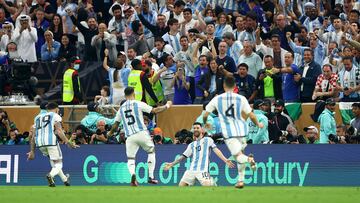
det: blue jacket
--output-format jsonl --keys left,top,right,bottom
{"left": 298, "top": 61, "right": 322, "bottom": 98}
{"left": 81, "top": 112, "right": 115, "bottom": 133}
{"left": 318, "top": 108, "right": 336, "bottom": 144}
{"left": 247, "top": 110, "right": 269, "bottom": 144}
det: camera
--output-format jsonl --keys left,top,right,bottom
{"left": 96, "top": 129, "right": 103, "bottom": 136}
{"left": 328, "top": 134, "right": 342, "bottom": 143}
{"left": 153, "top": 134, "right": 162, "bottom": 143}
{"left": 347, "top": 126, "right": 360, "bottom": 142}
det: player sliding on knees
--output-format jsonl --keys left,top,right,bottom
{"left": 27, "top": 102, "right": 79, "bottom": 187}
{"left": 203, "top": 76, "right": 263, "bottom": 189}
{"left": 164, "top": 122, "right": 234, "bottom": 186}
{"left": 107, "top": 87, "right": 172, "bottom": 186}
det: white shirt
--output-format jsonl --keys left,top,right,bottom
{"left": 12, "top": 27, "right": 38, "bottom": 62}
{"left": 206, "top": 92, "right": 252, "bottom": 138}
{"left": 160, "top": 67, "right": 175, "bottom": 96}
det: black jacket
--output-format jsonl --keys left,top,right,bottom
{"left": 138, "top": 14, "right": 169, "bottom": 38}
{"left": 298, "top": 61, "right": 322, "bottom": 99}
{"left": 197, "top": 72, "right": 224, "bottom": 99}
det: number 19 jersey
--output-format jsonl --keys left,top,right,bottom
{"left": 115, "top": 100, "right": 153, "bottom": 137}
{"left": 34, "top": 112, "right": 62, "bottom": 147}
{"left": 205, "top": 92, "right": 252, "bottom": 138}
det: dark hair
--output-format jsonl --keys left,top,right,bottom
{"left": 155, "top": 37, "right": 165, "bottom": 43}
{"left": 322, "top": 64, "right": 333, "bottom": 71}
{"left": 124, "top": 87, "right": 135, "bottom": 96}
{"left": 352, "top": 103, "right": 360, "bottom": 108}
{"left": 49, "top": 14, "right": 63, "bottom": 38}
{"left": 246, "top": 11, "right": 257, "bottom": 21}
{"left": 183, "top": 8, "right": 192, "bottom": 14}
{"left": 342, "top": 56, "right": 353, "bottom": 62}
{"left": 304, "top": 48, "right": 314, "bottom": 56}
{"left": 112, "top": 4, "right": 122, "bottom": 13}
{"left": 131, "top": 20, "right": 141, "bottom": 34}
{"left": 299, "top": 26, "right": 308, "bottom": 32}
{"left": 271, "top": 34, "right": 281, "bottom": 41}
{"left": 167, "top": 18, "right": 179, "bottom": 26}
{"left": 350, "top": 9, "right": 360, "bottom": 16}
{"left": 238, "top": 63, "right": 249, "bottom": 70}
{"left": 46, "top": 102, "right": 58, "bottom": 110}
{"left": 174, "top": 0, "right": 185, "bottom": 7}
{"left": 193, "top": 122, "right": 202, "bottom": 127}
{"left": 101, "top": 85, "right": 110, "bottom": 96}
{"left": 131, "top": 59, "right": 142, "bottom": 70}
{"left": 224, "top": 76, "right": 236, "bottom": 88}
{"left": 297, "top": 35, "right": 307, "bottom": 45}
{"left": 264, "top": 55, "right": 273, "bottom": 60}
{"left": 180, "top": 35, "right": 188, "bottom": 41}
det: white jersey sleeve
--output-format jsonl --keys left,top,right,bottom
{"left": 241, "top": 96, "right": 252, "bottom": 115}
{"left": 182, "top": 143, "right": 193, "bottom": 158}
{"left": 115, "top": 109, "right": 122, "bottom": 123}
{"left": 53, "top": 113, "right": 62, "bottom": 123}
{"left": 137, "top": 101, "right": 153, "bottom": 114}
{"left": 205, "top": 95, "right": 218, "bottom": 113}
{"left": 207, "top": 137, "right": 217, "bottom": 149}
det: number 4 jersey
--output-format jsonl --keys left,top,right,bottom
{"left": 34, "top": 112, "right": 62, "bottom": 147}
{"left": 205, "top": 92, "right": 252, "bottom": 138}
{"left": 115, "top": 100, "right": 153, "bottom": 137}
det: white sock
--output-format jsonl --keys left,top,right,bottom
{"left": 237, "top": 163, "right": 246, "bottom": 182}
{"left": 127, "top": 159, "right": 136, "bottom": 176}
{"left": 54, "top": 162, "right": 67, "bottom": 182}
{"left": 236, "top": 154, "right": 248, "bottom": 164}
{"left": 147, "top": 153, "right": 156, "bottom": 179}
{"left": 49, "top": 167, "right": 59, "bottom": 178}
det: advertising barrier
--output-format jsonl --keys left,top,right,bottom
{"left": 1, "top": 145, "right": 360, "bottom": 186}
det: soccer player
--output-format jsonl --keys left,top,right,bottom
{"left": 164, "top": 122, "right": 234, "bottom": 186}
{"left": 107, "top": 87, "right": 172, "bottom": 186}
{"left": 203, "top": 76, "right": 263, "bottom": 188}
{"left": 27, "top": 102, "right": 79, "bottom": 187}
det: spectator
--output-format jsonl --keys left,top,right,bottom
{"left": 214, "top": 12, "right": 232, "bottom": 39}
{"left": 29, "top": 0, "right": 55, "bottom": 21}
{"left": 273, "top": 99, "right": 293, "bottom": 132}
{"left": 108, "top": 4, "right": 126, "bottom": 52}
{"left": 171, "top": 62, "right": 191, "bottom": 104}
{"left": 90, "top": 120, "right": 110, "bottom": 144}
{"left": 5, "top": 129, "right": 19, "bottom": 145}
{"left": 216, "top": 41, "right": 237, "bottom": 74}
{"left": 338, "top": 56, "right": 360, "bottom": 102}
{"left": 256, "top": 33, "right": 288, "bottom": 68}
{"left": 157, "top": 54, "right": 176, "bottom": 102}
{"left": 94, "top": 85, "right": 110, "bottom": 106}
{"left": 294, "top": 49, "right": 322, "bottom": 102}
{"left": 0, "top": 21, "right": 13, "bottom": 52}
{"left": 238, "top": 11, "right": 257, "bottom": 45}
{"left": 234, "top": 63, "right": 257, "bottom": 103}
{"left": 136, "top": 0, "right": 158, "bottom": 48}
{"left": 318, "top": 16, "right": 343, "bottom": 47}
{"left": 41, "top": 30, "right": 61, "bottom": 61}
{"left": 149, "top": 37, "right": 175, "bottom": 65}
{"left": 272, "top": 52, "right": 301, "bottom": 102}
{"left": 70, "top": 125, "right": 89, "bottom": 145}
{"left": 48, "top": 14, "right": 64, "bottom": 43}
{"left": 233, "top": 16, "right": 245, "bottom": 41}
{"left": 33, "top": 7, "right": 50, "bottom": 58}
{"left": 62, "top": 56, "right": 82, "bottom": 105}
{"left": 350, "top": 103, "right": 360, "bottom": 131}
{"left": 81, "top": 102, "right": 115, "bottom": 134}
{"left": 91, "top": 23, "right": 117, "bottom": 63}
{"left": 128, "top": 20, "right": 149, "bottom": 55}
{"left": 163, "top": 18, "right": 181, "bottom": 54}
{"left": 193, "top": 55, "right": 209, "bottom": 104}
{"left": 318, "top": 98, "right": 337, "bottom": 144}
{"left": 128, "top": 58, "right": 159, "bottom": 103}
{"left": 152, "top": 127, "right": 173, "bottom": 144}
{"left": 197, "top": 58, "right": 224, "bottom": 102}
{"left": 103, "top": 49, "right": 130, "bottom": 105}
{"left": 238, "top": 41, "right": 263, "bottom": 78}
{"left": 58, "top": 34, "right": 77, "bottom": 62}
{"left": 256, "top": 55, "right": 282, "bottom": 101}
{"left": 199, "top": 22, "right": 221, "bottom": 55}
{"left": 69, "top": 9, "right": 98, "bottom": 61}
{"left": 12, "top": 15, "right": 38, "bottom": 62}
{"left": 222, "top": 32, "right": 243, "bottom": 67}
{"left": 312, "top": 64, "right": 339, "bottom": 101}
{"left": 247, "top": 99, "right": 269, "bottom": 144}
{"left": 0, "top": 108, "right": 16, "bottom": 145}
{"left": 303, "top": 126, "right": 320, "bottom": 144}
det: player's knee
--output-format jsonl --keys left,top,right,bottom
{"left": 178, "top": 182, "right": 188, "bottom": 187}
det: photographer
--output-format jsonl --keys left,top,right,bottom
{"left": 347, "top": 103, "right": 360, "bottom": 144}
{"left": 90, "top": 120, "right": 112, "bottom": 144}
{"left": 328, "top": 124, "right": 347, "bottom": 144}
{"left": 174, "top": 129, "right": 193, "bottom": 144}
{"left": 0, "top": 108, "right": 16, "bottom": 145}
{"left": 303, "top": 126, "right": 320, "bottom": 144}
{"left": 152, "top": 127, "right": 173, "bottom": 145}
{"left": 70, "top": 125, "right": 89, "bottom": 145}
{"left": 247, "top": 99, "right": 269, "bottom": 144}
{"left": 318, "top": 98, "right": 337, "bottom": 144}
{"left": 350, "top": 103, "right": 360, "bottom": 130}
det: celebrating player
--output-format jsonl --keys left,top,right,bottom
{"left": 203, "top": 76, "right": 263, "bottom": 188}
{"left": 107, "top": 87, "right": 172, "bottom": 186}
{"left": 27, "top": 102, "right": 79, "bottom": 187}
{"left": 164, "top": 122, "right": 234, "bottom": 186}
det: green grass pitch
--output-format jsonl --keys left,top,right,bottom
{"left": 1, "top": 186, "right": 360, "bottom": 203}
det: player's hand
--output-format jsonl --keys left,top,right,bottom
{"left": 164, "top": 162, "right": 173, "bottom": 171}
{"left": 258, "top": 123, "right": 264, "bottom": 129}
{"left": 27, "top": 151, "right": 35, "bottom": 160}
{"left": 225, "top": 159, "right": 235, "bottom": 168}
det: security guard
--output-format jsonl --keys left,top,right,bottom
{"left": 63, "top": 56, "right": 82, "bottom": 105}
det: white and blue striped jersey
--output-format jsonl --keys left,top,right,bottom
{"left": 206, "top": 92, "right": 252, "bottom": 138}
{"left": 115, "top": 100, "right": 153, "bottom": 137}
{"left": 183, "top": 137, "right": 217, "bottom": 172}
{"left": 162, "top": 32, "right": 181, "bottom": 54}
{"left": 34, "top": 112, "right": 62, "bottom": 147}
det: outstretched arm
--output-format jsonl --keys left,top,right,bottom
{"left": 164, "top": 155, "right": 187, "bottom": 170}
{"left": 151, "top": 101, "right": 172, "bottom": 114}
{"left": 213, "top": 148, "right": 235, "bottom": 168}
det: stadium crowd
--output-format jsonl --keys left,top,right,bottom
{"left": 0, "top": 0, "right": 360, "bottom": 145}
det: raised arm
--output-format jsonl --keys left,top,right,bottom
{"left": 151, "top": 101, "right": 172, "bottom": 114}
{"left": 213, "top": 147, "right": 235, "bottom": 168}
{"left": 102, "top": 49, "right": 110, "bottom": 71}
